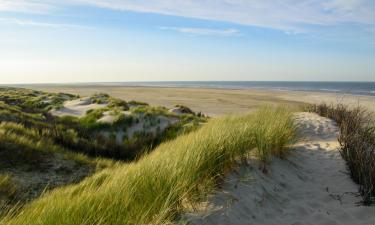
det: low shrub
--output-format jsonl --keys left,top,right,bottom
{"left": 174, "top": 105, "right": 195, "bottom": 115}
{"left": 128, "top": 100, "right": 149, "bottom": 106}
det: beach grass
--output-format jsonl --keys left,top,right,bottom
{"left": 1, "top": 106, "right": 296, "bottom": 225}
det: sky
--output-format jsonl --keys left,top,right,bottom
{"left": 0, "top": 0, "right": 375, "bottom": 83}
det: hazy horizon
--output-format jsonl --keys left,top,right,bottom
{"left": 1, "top": 0, "right": 375, "bottom": 83}
{"left": 3, "top": 80, "right": 375, "bottom": 85}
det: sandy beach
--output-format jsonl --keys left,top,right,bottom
{"left": 21, "top": 85, "right": 375, "bottom": 116}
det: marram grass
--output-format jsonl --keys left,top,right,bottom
{"left": 1, "top": 106, "right": 297, "bottom": 225}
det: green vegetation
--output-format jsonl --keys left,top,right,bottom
{"left": 0, "top": 87, "right": 297, "bottom": 224}
{"left": 308, "top": 103, "right": 375, "bottom": 205}
{"left": 128, "top": 100, "right": 149, "bottom": 106}
{"left": 0, "top": 88, "right": 206, "bottom": 161}
{"left": 0, "top": 120, "right": 113, "bottom": 211}
{"left": 0, "top": 87, "right": 207, "bottom": 213}
{"left": 0, "top": 87, "right": 77, "bottom": 112}
{"left": 0, "top": 122, "right": 92, "bottom": 167}
{"left": 253, "top": 107, "right": 297, "bottom": 171}
{"left": 1, "top": 106, "right": 296, "bottom": 225}
{"left": 174, "top": 104, "right": 195, "bottom": 115}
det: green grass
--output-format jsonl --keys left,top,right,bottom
{"left": 0, "top": 122, "right": 114, "bottom": 170}
{"left": 131, "top": 105, "right": 170, "bottom": 116}
{"left": 0, "top": 87, "right": 77, "bottom": 112}
{"left": 0, "top": 87, "right": 209, "bottom": 162}
{"left": 1, "top": 106, "right": 296, "bottom": 225}
{"left": 253, "top": 107, "right": 297, "bottom": 166}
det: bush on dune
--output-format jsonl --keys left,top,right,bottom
{"left": 1, "top": 106, "right": 296, "bottom": 225}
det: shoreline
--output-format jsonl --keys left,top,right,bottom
{"left": 11, "top": 82, "right": 375, "bottom": 97}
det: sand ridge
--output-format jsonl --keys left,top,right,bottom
{"left": 186, "top": 112, "right": 375, "bottom": 225}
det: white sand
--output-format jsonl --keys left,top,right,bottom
{"left": 186, "top": 113, "right": 375, "bottom": 225}
{"left": 97, "top": 111, "right": 133, "bottom": 124}
{"left": 97, "top": 111, "right": 117, "bottom": 124}
{"left": 50, "top": 97, "right": 107, "bottom": 117}
{"left": 169, "top": 107, "right": 184, "bottom": 115}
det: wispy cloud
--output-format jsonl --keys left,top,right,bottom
{"left": 0, "top": 0, "right": 57, "bottom": 14}
{"left": 1, "top": 0, "right": 375, "bottom": 33}
{"left": 0, "top": 17, "right": 91, "bottom": 29}
{"left": 75, "top": 0, "right": 375, "bottom": 33}
{"left": 159, "top": 26, "right": 239, "bottom": 37}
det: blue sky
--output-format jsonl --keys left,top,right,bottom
{"left": 0, "top": 0, "right": 375, "bottom": 83}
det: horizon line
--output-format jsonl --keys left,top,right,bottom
{"left": 2, "top": 80, "right": 375, "bottom": 86}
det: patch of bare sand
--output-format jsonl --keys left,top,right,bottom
{"left": 50, "top": 97, "right": 107, "bottom": 117}
{"left": 185, "top": 113, "right": 375, "bottom": 225}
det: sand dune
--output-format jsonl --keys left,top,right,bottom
{"left": 186, "top": 113, "right": 375, "bottom": 225}
{"left": 50, "top": 97, "right": 107, "bottom": 117}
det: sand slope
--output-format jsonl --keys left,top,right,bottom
{"left": 50, "top": 97, "right": 107, "bottom": 117}
{"left": 186, "top": 113, "right": 375, "bottom": 225}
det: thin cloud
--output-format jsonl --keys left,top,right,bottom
{"left": 0, "top": 17, "right": 92, "bottom": 29}
{"left": 159, "top": 26, "right": 239, "bottom": 37}
{"left": 0, "top": 0, "right": 57, "bottom": 14}
{"left": 76, "top": 0, "right": 375, "bottom": 32}
{"left": 1, "top": 0, "right": 375, "bottom": 33}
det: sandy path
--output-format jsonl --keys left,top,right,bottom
{"left": 186, "top": 113, "right": 375, "bottom": 225}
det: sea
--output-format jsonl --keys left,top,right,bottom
{"left": 96, "top": 81, "right": 375, "bottom": 97}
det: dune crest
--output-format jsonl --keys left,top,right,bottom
{"left": 187, "top": 112, "right": 375, "bottom": 225}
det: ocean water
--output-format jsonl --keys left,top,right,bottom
{"left": 103, "top": 81, "right": 375, "bottom": 97}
